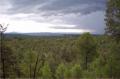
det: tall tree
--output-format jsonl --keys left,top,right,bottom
{"left": 0, "top": 24, "right": 7, "bottom": 79}
{"left": 77, "top": 33, "right": 97, "bottom": 70}
{"left": 105, "top": 41, "right": 120, "bottom": 78}
{"left": 105, "top": 0, "right": 120, "bottom": 41}
{"left": 0, "top": 24, "right": 18, "bottom": 78}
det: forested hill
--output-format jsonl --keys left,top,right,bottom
{"left": 4, "top": 32, "right": 101, "bottom": 38}
{"left": 2, "top": 32, "right": 120, "bottom": 79}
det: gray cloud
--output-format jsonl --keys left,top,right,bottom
{"left": 51, "top": 11, "right": 105, "bottom": 34}
{"left": 7, "top": 0, "right": 106, "bottom": 15}
{"left": 1, "top": 0, "right": 106, "bottom": 34}
{"left": 39, "top": 0, "right": 106, "bottom": 15}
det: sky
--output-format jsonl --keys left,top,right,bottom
{"left": 0, "top": 0, "right": 106, "bottom": 34}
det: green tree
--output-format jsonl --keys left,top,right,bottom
{"left": 91, "top": 38, "right": 120, "bottom": 78}
{"left": 64, "top": 65, "right": 71, "bottom": 79}
{"left": 71, "top": 64, "right": 82, "bottom": 79}
{"left": 105, "top": 41, "right": 120, "bottom": 78}
{"left": 20, "top": 50, "right": 37, "bottom": 78}
{"left": 1, "top": 45, "right": 18, "bottom": 78}
{"left": 41, "top": 62, "right": 52, "bottom": 79}
{"left": 55, "top": 63, "right": 66, "bottom": 79}
{"left": 77, "top": 33, "right": 97, "bottom": 70}
{"left": 105, "top": 0, "right": 120, "bottom": 41}
{"left": 0, "top": 24, "right": 19, "bottom": 78}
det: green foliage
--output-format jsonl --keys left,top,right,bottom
{"left": 90, "top": 37, "right": 120, "bottom": 78}
{"left": 55, "top": 63, "right": 66, "bottom": 79}
{"left": 71, "top": 64, "right": 82, "bottom": 78}
{"left": 77, "top": 32, "right": 97, "bottom": 70}
{"left": 0, "top": 44, "right": 19, "bottom": 78}
{"left": 105, "top": 41, "right": 120, "bottom": 78}
{"left": 41, "top": 62, "right": 52, "bottom": 79}
{"left": 105, "top": 0, "right": 120, "bottom": 41}
{"left": 64, "top": 66, "right": 71, "bottom": 79}
{"left": 19, "top": 50, "right": 37, "bottom": 77}
{"left": 3, "top": 33, "right": 120, "bottom": 79}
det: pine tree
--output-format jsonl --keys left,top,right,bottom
{"left": 77, "top": 33, "right": 97, "bottom": 70}
{"left": 105, "top": 0, "right": 120, "bottom": 41}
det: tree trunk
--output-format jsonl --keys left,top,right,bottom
{"left": 29, "top": 64, "right": 32, "bottom": 79}
{"left": 85, "top": 55, "right": 88, "bottom": 70}
{"left": 0, "top": 32, "right": 6, "bottom": 79}
{"left": 33, "top": 53, "right": 39, "bottom": 79}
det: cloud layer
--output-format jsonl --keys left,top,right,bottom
{"left": 8, "top": 0, "right": 106, "bottom": 14}
{"left": 0, "top": 0, "right": 106, "bottom": 34}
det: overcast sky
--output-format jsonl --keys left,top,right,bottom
{"left": 0, "top": 0, "right": 106, "bottom": 34}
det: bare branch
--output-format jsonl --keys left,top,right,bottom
{"left": 0, "top": 24, "right": 8, "bottom": 33}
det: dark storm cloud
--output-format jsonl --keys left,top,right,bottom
{"left": 39, "top": 0, "right": 106, "bottom": 15}
{"left": 8, "top": 0, "right": 106, "bottom": 15}
{"left": 51, "top": 11, "right": 105, "bottom": 34}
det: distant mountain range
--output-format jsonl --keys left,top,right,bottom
{"left": 5, "top": 32, "right": 101, "bottom": 37}
{"left": 5, "top": 32, "right": 81, "bottom": 36}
